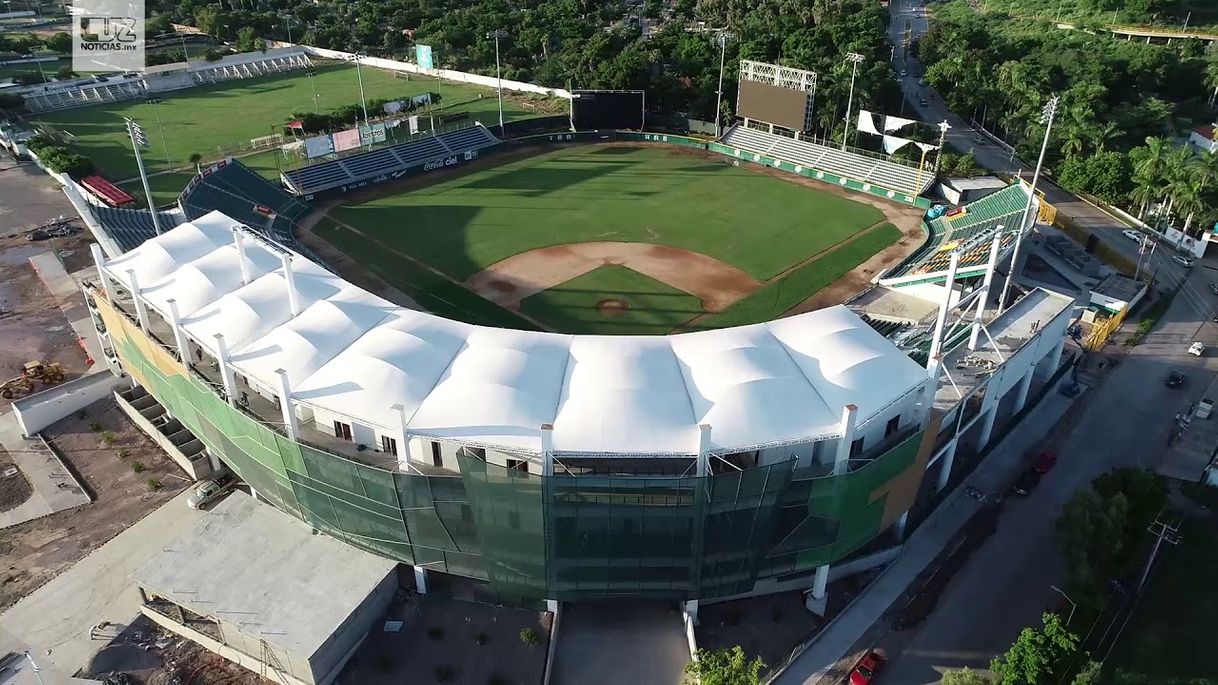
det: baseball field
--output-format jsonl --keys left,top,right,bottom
{"left": 310, "top": 144, "right": 913, "bottom": 335}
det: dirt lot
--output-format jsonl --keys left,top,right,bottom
{"left": 0, "top": 237, "right": 94, "bottom": 411}
{"left": 0, "top": 447, "right": 33, "bottom": 512}
{"left": 81, "top": 613, "right": 269, "bottom": 685}
{"left": 0, "top": 397, "right": 191, "bottom": 611}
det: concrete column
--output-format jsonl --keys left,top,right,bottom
{"left": 207, "top": 450, "right": 222, "bottom": 473}
{"left": 212, "top": 334, "right": 238, "bottom": 407}
{"left": 696, "top": 423, "right": 711, "bottom": 477}
{"left": 546, "top": 599, "right": 559, "bottom": 614}
{"left": 1046, "top": 337, "right": 1066, "bottom": 374}
{"left": 805, "top": 563, "right": 831, "bottom": 615}
{"left": 90, "top": 243, "right": 116, "bottom": 302}
{"left": 919, "top": 370, "right": 940, "bottom": 430}
{"left": 684, "top": 599, "right": 699, "bottom": 626}
{"left": 392, "top": 403, "right": 413, "bottom": 470}
{"left": 935, "top": 438, "right": 959, "bottom": 493}
{"left": 233, "top": 227, "right": 251, "bottom": 285}
{"left": 280, "top": 253, "right": 301, "bottom": 316}
{"left": 125, "top": 269, "right": 151, "bottom": 333}
{"left": 165, "top": 298, "right": 191, "bottom": 363}
{"left": 833, "top": 404, "right": 859, "bottom": 475}
{"left": 414, "top": 565, "right": 428, "bottom": 594}
{"left": 977, "top": 404, "right": 998, "bottom": 450}
{"left": 274, "top": 368, "right": 298, "bottom": 441}
{"left": 1014, "top": 368, "right": 1034, "bottom": 414}
{"left": 894, "top": 510, "right": 911, "bottom": 541}
{"left": 539, "top": 423, "right": 555, "bottom": 476}
{"left": 969, "top": 228, "right": 1003, "bottom": 350}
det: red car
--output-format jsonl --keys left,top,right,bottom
{"left": 1031, "top": 451, "right": 1058, "bottom": 474}
{"left": 850, "top": 651, "right": 885, "bottom": 685}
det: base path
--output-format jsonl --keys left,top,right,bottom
{"left": 467, "top": 242, "right": 761, "bottom": 313}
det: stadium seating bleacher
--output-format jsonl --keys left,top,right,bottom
{"left": 720, "top": 125, "right": 934, "bottom": 196}
{"left": 91, "top": 205, "right": 186, "bottom": 252}
{"left": 282, "top": 125, "right": 500, "bottom": 196}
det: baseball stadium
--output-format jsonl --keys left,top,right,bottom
{"left": 4, "top": 47, "right": 1074, "bottom": 613}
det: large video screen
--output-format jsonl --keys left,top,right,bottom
{"left": 573, "top": 90, "right": 645, "bottom": 130}
{"left": 737, "top": 79, "right": 811, "bottom": 132}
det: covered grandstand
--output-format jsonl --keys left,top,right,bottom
{"left": 281, "top": 125, "right": 501, "bottom": 197}
{"left": 880, "top": 182, "right": 1035, "bottom": 285}
{"left": 720, "top": 124, "right": 936, "bottom": 197}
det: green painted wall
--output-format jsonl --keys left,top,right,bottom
{"left": 95, "top": 288, "right": 926, "bottom": 601}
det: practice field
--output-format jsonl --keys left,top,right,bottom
{"left": 313, "top": 144, "right": 909, "bottom": 335}
{"left": 35, "top": 63, "right": 558, "bottom": 182}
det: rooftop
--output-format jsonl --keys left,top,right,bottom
{"left": 102, "top": 211, "right": 929, "bottom": 457}
{"left": 134, "top": 493, "right": 397, "bottom": 659}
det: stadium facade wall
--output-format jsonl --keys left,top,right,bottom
{"left": 90, "top": 287, "right": 933, "bottom": 603}
{"left": 286, "top": 44, "right": 572, "bottom": 100}
{"left": 297, "top": 144, "right": 502, "bottom": 200}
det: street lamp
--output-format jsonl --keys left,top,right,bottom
{"left": 998, "top": 95, "right": 1059, "bottom": 312}
{"left": 486, "top": 30, "right": 509, "bottom": 134}
{"left": 1050, "top": 585, "right": 1076, "bottom": 625}
{"left": 841, "top": 52, "right": 865, "bottom": 151}
{"left": 350, "top": 54, "right": 370, "bottom": 127}
{"left": 713, "top": 31, "right": 733, "bottom": 138}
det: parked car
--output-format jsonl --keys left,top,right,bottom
{"left": 1121, "top": 229, "right": 1144, "bottom": 243}
{"left": 1166, "top": 371, "right": 1187, "bottom": 388}
{"left": 1173, "top": 255, "right": 1195, "bottom": 268}
{"left": 1013, "top": 468, "right": 1042, "bottom": 496}
{"left": 850, "top": 651, "right": 885, "bottom": 685}
{"left": 1031, "top": 450, "right": 1058, "bottom": 474}
{"left": 187, "top": 470, "right": 238, "bottom": 510}
{"left": 1189, "top": 342, "right": 1206, "bottom": 357}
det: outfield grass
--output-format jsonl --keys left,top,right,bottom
{"left": 35, "top": 63, "right": 556, "bottom": 181}
{"left": 1105, "top": 520, "right": 1218, "bottom": 685}
{"left": 331, "top": 146, "right": 884, "bottom": 282}
{"left": 520, "top": 266, "right": 704, "bottom": 335}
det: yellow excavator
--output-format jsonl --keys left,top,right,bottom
{"left": 1, "top": 360, "right": 66, "bottom": 399}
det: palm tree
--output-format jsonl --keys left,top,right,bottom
{"left": 1134, "top": 136, "right": 1168, "bottom": 180}
{"left": 1092, "top": 122, "right": 1120, "bottom": 153}
{"left": 1205, "top": 48, "right": 1218, "bottom": 106}
{"left": 1175, "top": 177, "right": 1204, "bottom": 238}
{"left": 1129, "top": 170, "right": 1158, "bottom": 220}
{"left": 1161, "top": 146, "right": 1197, "bottom": 230}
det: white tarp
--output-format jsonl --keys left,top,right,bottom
{"left": 857, "top": 110, "right": 881, "bottom": 136}
{"left": 105, "top": 211, "right": 928, "bottom": 456}
{"left": 884, "top": 115, "right": 918, "bottom": 132}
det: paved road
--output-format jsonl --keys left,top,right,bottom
{"left": 871, "top": 2, "right": 1218, "bottom": 682}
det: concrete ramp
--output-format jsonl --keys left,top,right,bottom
{"left": 551, "top": 601, "right": 690, "bottom": 685}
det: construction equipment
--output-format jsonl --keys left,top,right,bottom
{"left": 1, "top": 360, "right": 66, "bottom": 399}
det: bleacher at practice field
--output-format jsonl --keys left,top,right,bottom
{"left": 281, "top": 125, "right": 501, "bottom": 196}
{"left": 720, "top": 125, "right": 934, "bottom": 196}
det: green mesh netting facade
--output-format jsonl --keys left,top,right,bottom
{"left": 99, "top": 295, "right": 924, "bottom": 602}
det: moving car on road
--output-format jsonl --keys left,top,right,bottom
{"left": 1166, "top": 371, "right": 1187, "bottom": 388}
{"left": 1173, "top": 255, "right": 1195, "bottom": 268}
{"left": 1121, "top": 229, "right": 1144, "bottom": 242}
{"left": 1031, "top": 450, "right": 1057, "bottom": 474}
{"left": 1189, "top": 342, "right": 1206, "bottom": 357}
{"left": 1013, "top": 468, "right": 1042, "bottom": 496}
{"left": 850, "top": 652, "right": 885, "bottom": 685}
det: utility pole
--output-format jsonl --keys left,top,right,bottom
{"left": 999, "top": 95, "right": 1058, "bottom": 312}
{"left": 125, "top": 118, "right": 163, "bottom": 235}
{"left": 352, "top": 54, "right": 369, "bottom": 127}
{"left": 713, "top": 31, "right": 733, "bottom": 137}
{"left": 841, "top": 52, "right": 865, "bottom": 151}
{"left": 1137, "top": 515, "right": 1182, "bottom": 593}
{"left": 487, "top": 30, "right": 509, "bottom": 134}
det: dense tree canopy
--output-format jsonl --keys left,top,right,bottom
{"left": 146, "top": 0, "right": 903, "bottom": 137}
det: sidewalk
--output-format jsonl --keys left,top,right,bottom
{"left": 0, "top": 411, "right": 90, "bottom": 529}
{"left": 28, "top": 251, "right": 104, "bottom": 371}
{"left": 773, "top": 377, "right": 1079, "bottom": 685}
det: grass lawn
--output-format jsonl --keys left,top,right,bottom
{"left": 0, "top": 58, "right": 69, "bottom": 80}
{"left": 330, "top": 145, "right": 884, "bottom": 283}
{"left": 34, "top": 63, "right": 557, "bottom": 181}
{"left": 520, "top": 266, "right": 704, "bottom": 335}
{"left": 1105, "top": 520, "right": 1218, "bottom": 685}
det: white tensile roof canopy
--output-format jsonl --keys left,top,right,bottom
{"left": 103, "top": 211, "right": 928, "bottom": 457}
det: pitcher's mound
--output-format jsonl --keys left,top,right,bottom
{"left": 597, "top": 298, "right": 630, "bottom": 316}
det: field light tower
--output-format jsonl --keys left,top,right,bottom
{"left": 125, "top": 118, "right": 163, "bottom": 235}
{"left": 487, "top": 30, "right": 509, "bottom": 134}
{"left": 841, "top": 52, "right": 865, "bottom": 151}
{"left": 350, "top": 54, "right": 370, "bottom": 127}
{"left": 998, "top": 94, "right": 1059, "bottom": 312}
{"left": 713, "top": 31, "right": 734, "bottom": 137}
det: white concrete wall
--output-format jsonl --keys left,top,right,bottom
{"left": 289, "top": 44, "right": 572, "bottom": 100}
{"left": 13, "top": 371, "right": 127, "bottom": 436}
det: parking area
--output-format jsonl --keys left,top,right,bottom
{"left": 551, "top": 601, "right": 690, "bottom": 685}
{"left": 0, "top": 396, "right": 191, "bottom": 611}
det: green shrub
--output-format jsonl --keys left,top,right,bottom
{"left": 146, "top": 478, "right": 161, "bottom": 490}
{"left": 519, "top": 627, "right": 540, "bottom": 647}
{"left": 132, "top": 460, "right": 146, "bottom": 473}
{"left": 100, "top": 431, "right": 116, "bottom": 445}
